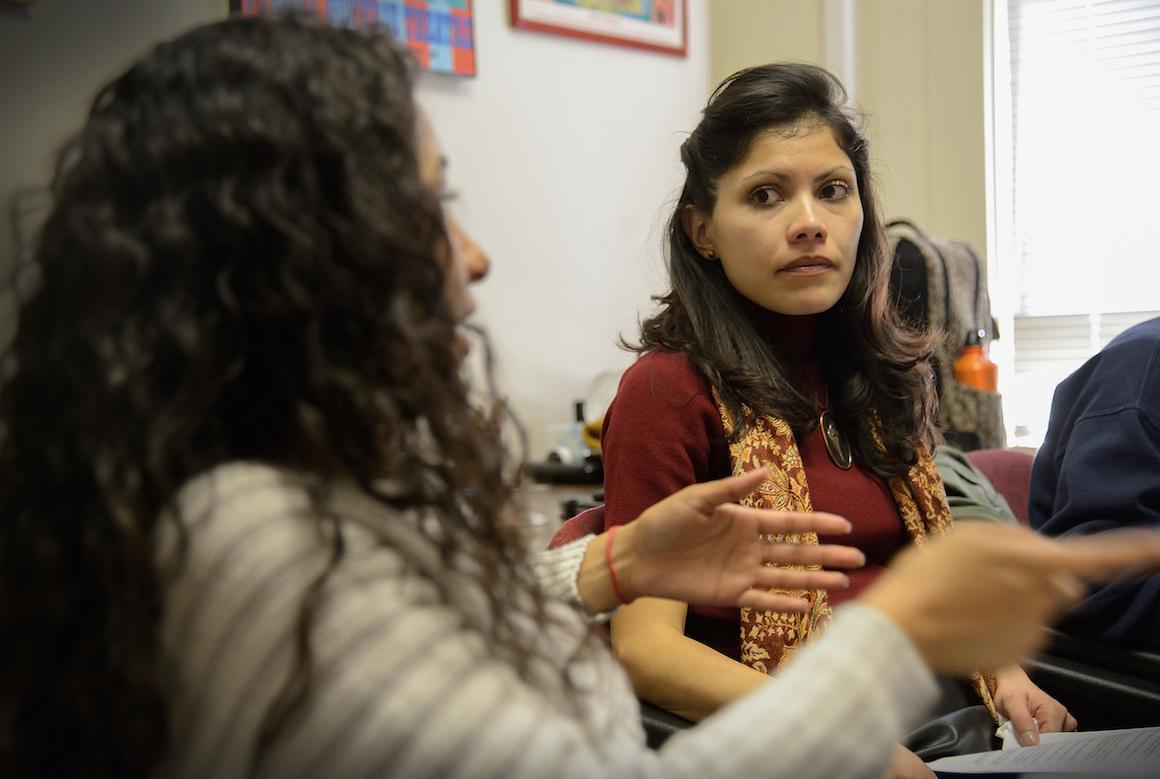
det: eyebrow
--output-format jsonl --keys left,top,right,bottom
{"left": 740, "top": 165, "right": 855, "bottom": 185}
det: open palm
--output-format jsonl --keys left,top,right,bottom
{"left": 624, "top": 469, "right": 865, "bottom": 611}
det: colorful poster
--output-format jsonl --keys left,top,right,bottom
{"left": 235, "top": 0, "right": 476, "bottom": 77}
{"left": 551, "top": 1, "right": 675, "bottom": 26}
{"left": 510, "top": 0, "right": 684, "bottom": 56}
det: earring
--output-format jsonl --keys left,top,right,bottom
{"left": 705, "top": 250, "right": 716, "bottom": 259}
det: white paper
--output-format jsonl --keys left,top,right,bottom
{"left": 927, "top": 726, "right": 1160, "bottom": 776}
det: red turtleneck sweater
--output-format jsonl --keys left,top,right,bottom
{"left": 601, "top": 313, "right": 905, "bottom": 660}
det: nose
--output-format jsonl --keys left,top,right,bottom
{"left": 787, "top": 198, "right": 828, "bottom": 244}
{"left": 448, "top": 218, "right": 490, "bottom": 284}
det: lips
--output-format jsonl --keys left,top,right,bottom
{"left": 781, "top": 255, "right": 835, "bottom": 271}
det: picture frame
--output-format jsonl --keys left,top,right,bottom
{"left": 230, "top": 0, "right": 476, "bottom": 77}
{"left": 510, "top": 0, "right": 686, "bottom": 57}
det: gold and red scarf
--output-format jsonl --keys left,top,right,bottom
{"left": 717, "top": 399, "right": 998, "bottom": 717}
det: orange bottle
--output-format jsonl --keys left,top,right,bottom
{"left": 953, "top": 329, "right": 998, "bottom": 392}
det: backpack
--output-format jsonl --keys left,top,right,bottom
{"left": 886, "top": 219, "right": 1006, "bottom": 451}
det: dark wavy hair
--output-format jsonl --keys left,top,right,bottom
{"left": 632, "top": 63, "right": 936, "bottom": 475}
{"left": 0, "top": 15, "right": 554, "bottom": 776}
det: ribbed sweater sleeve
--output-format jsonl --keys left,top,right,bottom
{"left": 158, "top": 463, "right": 938, "bottom": 779}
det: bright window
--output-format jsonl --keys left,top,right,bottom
{"left": 992, "top": 0, "right": 1160, "bottom": 445}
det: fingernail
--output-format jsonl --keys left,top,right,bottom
{"left": 1020, "top": 730, "right": 1039, "bottom": 746}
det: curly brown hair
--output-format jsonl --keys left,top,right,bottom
{"left": 632, "top": 63, "right": 937, "bottom": 476}
{"left": 0, "top": 15, "right": 556, "bottom": 776}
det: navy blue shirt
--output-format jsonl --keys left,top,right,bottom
{"left": 1029, "top": 316, "right": 1160, "bottom": 650}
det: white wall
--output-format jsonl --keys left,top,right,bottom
{"left": 418, "top": 1, "right": 710, "bottom": 457}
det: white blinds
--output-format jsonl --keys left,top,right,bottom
{"left": 1003, "top": 0, "right": 1160, "bottom": 443}
{"left": 1008, "top": 0, "right": 1160, "bottom": 316}
{"left": 1008, "top": 309, "right": 1159, "bottom": 441}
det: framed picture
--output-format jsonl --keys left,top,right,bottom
{"left": 231, "top": 1, "right": 476, "bottom": 77}
{"left": 510, "top": 0, "right": 685, "bottom": 57}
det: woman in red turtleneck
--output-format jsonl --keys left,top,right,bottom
{"left": 602, "top": 64, "right": 1074, "bottom": 777}
{"left": 605, "top": 315, "right": 903, "bottom": 656}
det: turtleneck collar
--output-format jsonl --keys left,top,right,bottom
{"left": 743, "top": 300, "right": 819, "bottom": 363}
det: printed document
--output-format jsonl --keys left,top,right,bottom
{"left": 927, "top": 725, "right": 1160, "bottom": 776}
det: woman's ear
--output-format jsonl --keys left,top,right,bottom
{"left": 681, "top": 205, "right": 718, "bottom": 261}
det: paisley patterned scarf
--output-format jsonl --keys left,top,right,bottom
{"left": 717, "top": 399, "right": 998, "bottom": 718}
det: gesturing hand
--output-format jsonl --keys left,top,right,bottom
{"left": 617, "top": 469, "right": 865, "bottom": 611}
{"left": 861, "top": 522, "right": 1160, "bottom": 676}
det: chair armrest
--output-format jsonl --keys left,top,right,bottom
{"left": 639, "top": 700, "right": 693, "bottom": 749}
{"left": 1026, "top": 630, "right": 1160, "bottom": 729}
{"left": 1046, "top": 629, "right": 1160, "bottom": 683}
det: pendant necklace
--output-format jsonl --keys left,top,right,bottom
{"left": 818, "top": 386, "right": 852, "bottom": 470}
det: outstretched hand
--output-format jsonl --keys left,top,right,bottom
{"left": 616, "top": 469, "right": 865, "bottom": 612}
{"left": 861, "top": 522, "right": 1160, "bottom": 676}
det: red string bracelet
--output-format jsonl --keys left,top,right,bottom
{"left": 605, "top": 524, "right": 628, "bottom": 605}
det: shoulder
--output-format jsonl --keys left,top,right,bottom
{"left": 606, "top": 351, "right": 724, "bottom": 437}
{"left": 1097, "top": 317, "right": 1160, "bottom": 373}
{"left": 161, "top": 462, "right": 321, "bottom": 574}
{"left": 1058, "top": 317, "right": 1160, "bottom": 419}
{"left": 160, "top": 464, "right": 405, "bottom": 640}
{"left": 164, "top": 462, "right": 440, "bottom": 586}
{"left": 158, "top": 464, "right": 472, "bottom": 774}
{"left": 1109, "top": 316, "right": 1160, "bottom": 349}
{"left": 1108, "top": 319, "right": 1160, "bottom": 407}
{"left": 616, "top": 350, "right": 712, "bottom": 404}
{"left": 172, "top": 461, "right": 312, "bottom": 530}
{"left": 601, "top": 352, "right": 730, "bottom": 524}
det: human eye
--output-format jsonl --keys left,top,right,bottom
{"left": 749, "top": 185, "right": 783, "bottom": 207}
{"left": 819, "top": 180, "right": 853, "bottom": 200}
{"left": 439, "top": 187, "right": 459, "bottom": 204}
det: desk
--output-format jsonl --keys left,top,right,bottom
{"left": 514, "top": 482, "right": 602, "bottom": 552}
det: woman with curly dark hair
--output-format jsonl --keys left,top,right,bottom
{"left": 601, "top": 64, "right": 1074, "bottom": 776}
{"left": 1, "top": 14, "right": 1156, "bottom": 779}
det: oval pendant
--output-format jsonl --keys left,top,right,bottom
{"left": 820, "top": 410, "right": 852, "bottom": 470}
